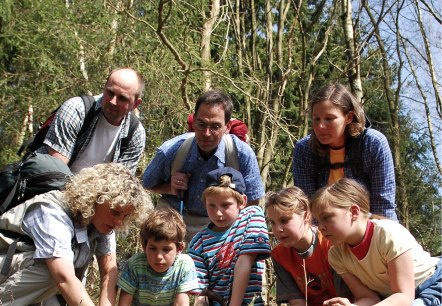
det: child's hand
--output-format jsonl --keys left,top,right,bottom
{"left": 323, "top": 297, "right": 354, "bottom": 306}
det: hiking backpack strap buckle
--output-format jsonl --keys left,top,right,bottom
{"left": 0, "top": 238, "right": 19, "bottom": 277}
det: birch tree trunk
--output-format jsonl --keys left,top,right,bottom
{"left": 413, "top": 0, "right": 441, "bottom": 119}
{"left": 341, "top": 0, "right": 363, "bottom": 102}
{"left": 201, "top": 0, "right": 220, "bottom": 91}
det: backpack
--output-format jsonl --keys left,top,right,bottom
{"left": 0, "top": 152, "right": 72, "bottom": 214}
{"left": 18, "top": 95, "right": 140, "bottom": 166}
{"left": 171, "top": 133, "right": 240, "bottom": 174}
{"left": 0, "top": 191, "right": 78, "bottom": 279}
{"left": 314, "top": 128, "right": 369, "bottom": 189}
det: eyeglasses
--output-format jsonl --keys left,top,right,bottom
{"left": 194, "top": 122, "right": 224, "bottom": 134}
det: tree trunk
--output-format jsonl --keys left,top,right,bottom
{"left": 200, "top": 0, "right": 220, "bottom": 91}
{"left": 341, "top": 0, "right": 363, "bottom": 102}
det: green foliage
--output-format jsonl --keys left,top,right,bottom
{"left": 398, "top": 114, "right": 442, "bottom": 255}
{"left": 0, "top": 0, "right": 440, "bottom": 281}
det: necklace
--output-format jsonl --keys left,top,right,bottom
{"left": 296, "top": 228, "right": 317, "bottom": 259}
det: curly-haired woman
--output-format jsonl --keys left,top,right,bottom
{"left": 0, "top": 162, "right": 153, "bottom": 306}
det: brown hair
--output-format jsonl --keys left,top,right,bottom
{"left": 195, "top": 90, "right": 233, "bottom": 124}
{"left": 309, "top": 178, "right": 370, "bottom": 217}
{"left": 265, "top": 186, "right": 311, "bottom": 222}
{"left": 139, "top": 208, "right": 186, "bottom": 248}
{"left": 203, "top": 174, "right": 245, "bottom": 206}
{"left": 309, "top": 84, "right": 366, "bottom": 155}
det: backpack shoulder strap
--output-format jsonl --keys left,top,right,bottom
{"left": 77, "top": 95, "right": 97, "bottom": 138}
{"left": 313, "top": 153, "right": 328, "bottom": 190}
{"left": 68, "top": 96, "right": 97, "bottom": 166}
{"left": 120, "top": 113, "right": 140, "bottom": 154}
{"left": 171, "top": 135, "right": 194, "bottom": 175}
{"left": 347, "top": 128, "right": 368, "bottom": 180}
{"left": 223, "top": 135, "right": 240, "bottom": 170}
{"left": 170, "top": 134, "right": 240, "bottom": 176}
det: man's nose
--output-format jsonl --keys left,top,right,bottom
{"left": 202, "top": 127, "right": 212, "bottom": 136}
{"left": 109, "top": 95, "right": 117, "bottom": 105}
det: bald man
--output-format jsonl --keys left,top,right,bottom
{"left": 39, "top": 68, "right": 146, "bottom": 174}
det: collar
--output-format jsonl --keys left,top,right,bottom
{"left": 296, "top": 227, "right": 318, "bottom": 259}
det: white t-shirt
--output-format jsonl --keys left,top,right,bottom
{"left": 70, "top": 113, "right": 121, "bottom": 173}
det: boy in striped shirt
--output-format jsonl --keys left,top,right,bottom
{"left": 188, "top": 167, "right": 270, "bottom": 305}
{"left": 117, "top": 208, "right": 198, "bottom": 305}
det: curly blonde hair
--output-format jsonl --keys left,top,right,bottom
{"left": 64, "top": 163, "right": 153, "bottom": 228}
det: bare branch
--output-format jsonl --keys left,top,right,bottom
{"left": 420, "top": 0, "right": 442, "bottom": 24}
{"left": 414, "top": 0, "right": 442, "bottom": 119}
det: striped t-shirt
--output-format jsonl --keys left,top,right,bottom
{"left": 117, "top": 253, "right": 198, "bottom": 305}
{"left": 188, "top": 206, "right": 271, "bottom": 305}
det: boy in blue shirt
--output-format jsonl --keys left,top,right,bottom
{"left": 188, "top": 167, "right": 271, "bottom": 305}
{"left": 117, "top": 208, "right": 198, "bottom": 306}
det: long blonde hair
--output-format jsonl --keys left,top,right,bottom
{"left": 64, "top": 163, "right": 153, "bottom": 228}
{"left": 309, "top": 84, "right": 366, "bottom": 156}
{"left": 309, "top": 178, "right": 370, "bottom": 216}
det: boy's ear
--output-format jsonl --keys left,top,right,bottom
{"left": 177, "top": 241, "right": 185, "bottom": 254}
{"left": 240, "top": 195, "right": 247, "bottom": 209}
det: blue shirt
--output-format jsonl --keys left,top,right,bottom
{"left": 293, "top": 128, "right": 397, "bottom": 220}
{"left": 142, "top": 133, "right": 265, "bottom": 216}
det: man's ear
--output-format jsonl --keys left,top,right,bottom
{"left": 133, "top": 98, "right": 142, "bottom": 110}
{"left": 225, "top": 120, "right": 232, "bottom": 134}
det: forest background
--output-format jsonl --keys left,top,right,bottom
{"left": 0, "top": 0, "right": 441, "bottom": 299}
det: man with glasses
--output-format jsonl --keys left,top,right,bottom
{"left": 142, "top": 90, "right": 264, "bottom": 241}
